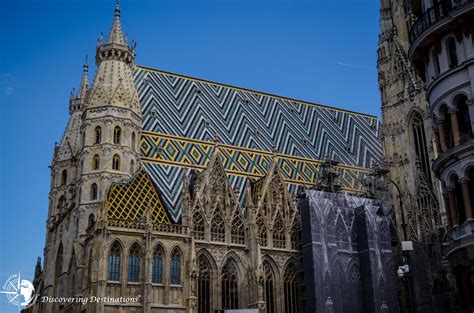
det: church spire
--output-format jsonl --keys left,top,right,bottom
{"left": 108, "top": 0, "right": 124, "bottom": 45}
{"left": 77, "top": 55, "right": 89, "bottom": 99}
{"left": 69, "top": 56, "right": 89, "bottom": 114}
{"left": 90, "top": 1, "right": 138, "bottom": 109}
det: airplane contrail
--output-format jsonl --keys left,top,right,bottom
{"left": 336, "top": 62, "right": 364, "bottom": 68}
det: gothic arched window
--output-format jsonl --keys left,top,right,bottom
{"left": 113, "top": 126, "right": 122, "bottom": 144}
{"left": 55, "top": 244, "right": 63, "bottom": 278}
{"left": 90, "top": 183, "right": 98, "bottom": 200}
{"left": 431, "top": 48, "right": 440, "bottom": 77}
{"left": 93, "top": 154, "right": 100, "bottom": 170}
{"left": 439, "top": 104, "right": 453, "bottom": 149}
{"left": 456, "top": 95, "right": 473, "bottom": 140}
{"left": 193, "top": 210, "right": 205, "bottom": 240}
{"left": 231, "top": 216, "right": 245, "bottom": 244}
{"left": 451, "top": 174, "right": 467, "bottom": 225}
{"left": 347, "top": 264, "right": 363, "bottom": 313}
{"left": 170, "top": 248, "right": 182, "bottom": 285}
{"left": 263, "top": 261, "right": 275, "bottom": 313}
{"left": 108, "top": 242, "right": 121, "bottom": 281}
{"left": 210, "top": 209, "right": 225, "bottom": 242}
{"left": 128, "top": 243, "right": 141, "bottom": 283}
{"left": 131, "top": 132, "right": 136, "bottom": 151}
{"left": 257, "top": 213, "right": 267, "bottom": 246}
{"left": 95, "top": 126, "right": 102, "bottom": 144}
{"left": 130, "top": 159, "right": 135, "bottom": 173}
{"left": 284, "top": 263, "right": 299, "bottom": 313}
{"left": 273, "top": 215, "right": 286, "bottom": 248}
{"left": 466, "top": 167, "right": 474, "bottom": 217}
{"left": 410, "top": 111, "right": 431, "bottom": 184}
{"left": 112, "top": 154, "right": 120, "bottom": 171}
{"left": 61, "top": 169, "right": 67, "bottom": 186}
{"left": 446, "top": 38, "right": 458, "bottom": 68}
{"left": 221, "top": 260, "right": 239, "bottom": 310}
{"left": 55, "top": 244, "right": 63, "bottom": 295}
{"left": 290, "top": 224, "right": 299, "bottom": 250}
{"left": 88, "top": 214, "right": 95, "bottom": 228}
{"left": 198, "top": 256, "right": 211, "bottom": 313}
{"left": 57, "top": 195, "right": 66, "bottom": 213}
{"left": 152, "top": 246, "right": 164, "bottom": 284}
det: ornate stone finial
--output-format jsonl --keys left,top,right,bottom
{"left": 271, "top": 142, "right": 277, "bottom": 155}
{"left": 316, "top": 155, "right": 341, "bottom": 192}
{"left": 95, "top": 2, "right": 134, "bottom": 66}
{"left": 33, "top": 256, "right": 42, "bottom": 285}
{"left": 213, "top": 132, "right": 220, "bottom": 145}
{"left": 77, "top": 55, "right": 89, "bottom": 100}
{"left": 115, "top": 0, "right": 121, "bottom": 17}
{"left": 108, "top": 0, "right": 124, "bottom": 44}
{"left": 35, "top": 257, "right": 41, "bottom": 271}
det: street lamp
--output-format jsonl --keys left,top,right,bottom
{"left": 397, "top": 263, "right": 410, "bottom": 278}
{"left": 368, "top": 165, "right": 417, "bottom": 313}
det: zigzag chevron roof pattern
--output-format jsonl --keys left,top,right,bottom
{"left": 134, "top": 66, "right": 383, "bottom": 223}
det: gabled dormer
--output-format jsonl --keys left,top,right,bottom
{"left": 250, "top": 162, "right": 299, "bottom": 249}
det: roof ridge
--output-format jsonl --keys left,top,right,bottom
{"left": 135, "top": 65, "right": 380, "bottom": 120}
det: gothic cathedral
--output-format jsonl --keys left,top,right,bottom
{"left": 28, "top": 2, "right": 390, "bottom": 313}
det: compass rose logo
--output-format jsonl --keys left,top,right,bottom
{"left": 1, "top": 273, "right": 36, "bottom": 310}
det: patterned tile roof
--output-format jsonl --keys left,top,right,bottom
{"left": 134, "top": 66, "right": 383, "bottom": 222}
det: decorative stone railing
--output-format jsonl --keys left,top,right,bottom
{"left": 410, "top": 0, "right": 474, "bottom": 43}
{"left": 153, "top": 223, "right": 188, "bottom": 235}
{"left": 107, "top": 218, "right": 188, "bottom": 235}
{"left": 108, "top": 218, "right": 146, "bottom": 230}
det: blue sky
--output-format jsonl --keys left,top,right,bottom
{"left": 0, "top": 0, "right": 380, "bottom": 311}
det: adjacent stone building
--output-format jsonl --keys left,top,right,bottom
{"left": 406, "top": 0, "right": 474, "bottom": 312}
{"left": 378, "top": 0, "right": 474, "bottom": 312}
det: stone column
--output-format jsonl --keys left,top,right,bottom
{"left": 449, "top": 107, "right": 461, "bottom": 146}
{"left": 461, "top": 178, "right": 473, "bottom": 220}
{"left": 467, "top": 99, "right": 474, "bottom": 132}
{"left": 438, "top": 119, "right": 447, "bottom": 152}
{"left": 144, "top": 216, "right": 153, "bottom": 313}
{"left": 447, "top": 188, "right": 459, "bottom": 227}
{"left": 443, "top": 192, "right": 453, "bottom": 230}
{"left": 433, "top": 129, "right": 442, "bottom": 156}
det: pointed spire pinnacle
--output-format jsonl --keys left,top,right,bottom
{"left": 78, "top": 55, "right": 89, "bottom": 99}
{"left": 108, "top": 0, "right": 124, "bottom": 44}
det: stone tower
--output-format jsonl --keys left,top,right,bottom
{"left": 377, "top": 1, "right": 455, "bottom": 312}
{"left": 36, "top": 2, "right": 141, "bottom": 312}
{"left": 378, "top": 0, "right": 442, "bottom": 239}
{"left": 78, "top": 0, "right": 141, "bottom": 230}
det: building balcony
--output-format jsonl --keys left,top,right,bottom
{"left": 445, "top": 218, "right": 474, "bottom": 257}
{"left": 432, "top": 139, "right": 474, "bottom": 175}
{"left": 410, "top": 0, "right": 474, "bottom": 43}
{"left": 408, "top": 0, "right": 474, "bottom": 66}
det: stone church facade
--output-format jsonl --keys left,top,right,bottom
{"left": 27, "top": 2, "right": 390, "bottom": 313}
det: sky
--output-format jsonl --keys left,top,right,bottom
{"left": 0, "top": 0, "right": 381, "bottom": 311}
